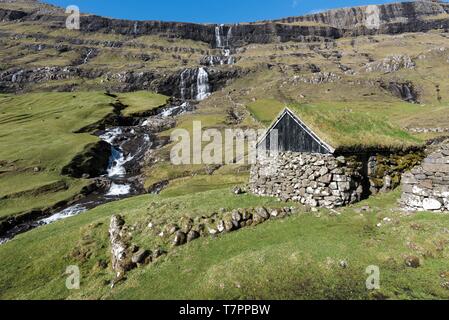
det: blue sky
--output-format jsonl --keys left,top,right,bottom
{"left": 41, "top": 0, "right": 416, "bottom": 23}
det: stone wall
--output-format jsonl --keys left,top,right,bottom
{"left": 250, "top": 151, "right": 423, "bottom": 209}
{"left": 367, "top": 151, "right": 424, "bottom": 195}
{"left": 401, "top": 141, "right": 449, "bottom": 212}
{"left": 249, "top": 152, "right": 364, "bottom": 208}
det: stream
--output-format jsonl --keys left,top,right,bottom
{"left": 0, "top": 41, "right": 231, "bottom": 245}
{"left": 0, "top": 101, "right": 193, "bottom": 245}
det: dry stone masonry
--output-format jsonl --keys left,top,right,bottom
{"left": 250, "top": 152, "right": 364, "bottom": 208}
{"left": 109, "top": 215, "right": 164, "bottom": 281}
{"left": 401, "top": 141, "right": 449, "bottom": 212}
{"left": 250, "top": 151, "right": 423, "bottom": 208}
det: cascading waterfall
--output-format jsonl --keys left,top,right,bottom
{"left": 223, "top": 49, "right": 235, "bottom": 65}
{"left": 215, "top": 24, "right": 233, "bottom": 49}
{"left": 0, "top": 102, "right": 194, "bottom": 245}
{"left": 196, "top": 67, "right": 210, "bottom": 101}
{"left": 179, "top": 68, "right": 211, "bottom": 101}
{"left": 180, "top": 69, "right": 189, "bottom": 101}
{"left": 202, "top": 24, "right": 235, "bottom": 66}
{"left": 215, "top": 25, "right": 223, "bottom": 48}
{"left": 83, "top": 49, "right": 93, "bottom": 64}
{"left": 226, "top": 26, "right": 233, "bottom": 48}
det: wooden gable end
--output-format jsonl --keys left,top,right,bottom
{"left": 258, "top": 108, "right": 334, "bottom": 154}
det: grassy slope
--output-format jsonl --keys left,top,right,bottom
{"left": 0, "top": 91, "right": 169, "bottom": 220}
{"left": 0, "top": 92, "right": 116, "bottom": 219}
{"left": 0, "top": 188, "right": 448, "bottom": 300}
{"left": 117, "top": 91, "right": 169, "bottom": 116}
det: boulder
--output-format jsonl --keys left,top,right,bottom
{"left": 131, "top": 249, "right": 151, "bottom": 264}
{"left": 172, "top": 231, "right": 187, "bottom": 246}
{"left": 232, "top": 186, "right": 245, "bottom": 195}
{"left": 187, "top": 230, "right": 200, "bottom": 242}
{"left": 231, "top": 210, "right": 242, "bottom": 222}
{"left": 255, "top": 207, "right": 270, "bottom": 220}
{"left": 405, "top": 256, "right": 421, "bottom": 268}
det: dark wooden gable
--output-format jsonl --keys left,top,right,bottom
{"left": 258, "top": 108, "right": 334, "bottom": 154}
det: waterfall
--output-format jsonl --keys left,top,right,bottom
{"left": 196, "top": 67, "right": 210, "bottom": 101}
{"left": 215, "top": 24, "right": 233, "bottom": 48}
{"left": 83, "top": 49, "right": 93, "bottom": 64}
{"left": 226, "top": 27, "right": 233, "bottom": 48}
{"left": 215, "top": 25, "right": 223, "bottom": 48}
{"left": 223, "top": 49, "right": 235, "bottom": 65}
{"left": 180, "top": 69, "right": 189, "bottom": 101}
{"left": 179, "top": 68, "right": 211, "bottom": 101}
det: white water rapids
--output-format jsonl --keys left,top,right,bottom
{"left": 39, "top": 204, "right": 88, "bottom": 225}
{"left": 0, "top": 98, "right": 192, "bottom": 245}
{"left": 196, "top": 67, "right": 211, "bottom": 101}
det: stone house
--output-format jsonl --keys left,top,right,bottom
{"left": 250, "top": 107, "right": 423, "bottom": 208}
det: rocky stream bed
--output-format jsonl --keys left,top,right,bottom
{"left": 0, "top": 99, "right": 194, "bottom": 245}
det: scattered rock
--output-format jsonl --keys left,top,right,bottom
{"left": 153, "top": 247, "right": 166, "bottom": 259}
{"left": 405, "top": 256, "right": 421, "bottom": 268}
{"left": 132, "top": 249, "right": 151, "bottom": 264}
{"left": 232, "top": 186, "right": 245, "bottom": 195}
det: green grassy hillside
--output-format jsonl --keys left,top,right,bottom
{"left": 0, "top": 92, "right": 115, "bottom": 219}
{"left": 0, "top": 188, "right": 448, "bottom": 300}
{"left": 0, "top": 91, "right": 168, "bottom": 220}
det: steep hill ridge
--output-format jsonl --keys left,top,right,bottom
{"left": 1, "top": 0, "right": 448, "bottom": 46}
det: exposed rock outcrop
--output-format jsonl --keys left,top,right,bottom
{"left": 380, "top": 80, "right": 420, "bottom": 103}
{"left": 61, "top": 141, "right": 111, "bottom": 179}
{"left": 363, "top": 55, "right": 415, "bottom": 73}
{"left": 109, "top": 215, "right": 162, "bottom": 281}
{"left": 2, "top": 1, "right": 449, "bottom": 47}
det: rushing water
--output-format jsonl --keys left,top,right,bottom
{"left": 39, "top": 204, "right": 89, "bottom": 225}
{"left": 106, "top": 183, "right": 132, "bottom": 197}
{"left": 196, "top": 67, "right": 211, "bottom": 101}
{"left": 215, "top": 24, "right": 233, "bottom": 49}
{"left": 0, "top": 103, "right": 190, "bottom": 245}
{"left": 179, "top": 68, "right": 211, "bottom": 101}
{"left": 83, "top": 49, "right": 94, "bottom": 64}
{"left": 215, "top": 25, "right": 223, "bottom": 48}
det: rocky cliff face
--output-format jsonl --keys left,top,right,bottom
{"left": 2, "top": 1, "right": 448, "bottom": 47}
{"left": 273, "top": 1, "right": 449, "bottom": 28}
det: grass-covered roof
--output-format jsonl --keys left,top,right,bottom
{"left": 247, "top": 99, "right": 425, "bottom": 152}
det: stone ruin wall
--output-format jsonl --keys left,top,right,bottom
{"left": 250, "top": 152, "right": 365, "bottom": 208}
{"left": 250, "top": 151, "right": 423, "bottom": 208}
{"left": 401, "top": 141, "right": 449, "bottom": 212}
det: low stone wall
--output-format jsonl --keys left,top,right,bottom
{"left": 401, "top": 142, "right": 449, "bottom": 212}
{"left": 367, "top": 152, "right": 424, "bottom": 195}
{"left": 250, "top": 152, "right": 364, "bottom": 208}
